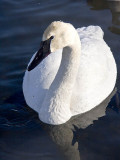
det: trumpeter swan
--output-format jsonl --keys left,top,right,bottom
{"left": 23, "top": 21, "right": 117, "bottom": 125}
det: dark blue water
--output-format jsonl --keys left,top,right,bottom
{"left": 0, "top": 0, "right": 120, "bottom": 159}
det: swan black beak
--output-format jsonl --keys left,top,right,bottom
{"left": 28, "top": 36, "right": 54, "bottom": 71}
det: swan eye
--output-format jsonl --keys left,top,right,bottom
{"left": 50, "top": 36, "right": 54, "bottom": 40}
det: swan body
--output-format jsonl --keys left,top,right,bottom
{"left": 23, "top": 21, "right": 117, "bottom": 125}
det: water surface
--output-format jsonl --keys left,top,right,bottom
{"left": 0, "top": 0, "right": 120, "bottom": 160}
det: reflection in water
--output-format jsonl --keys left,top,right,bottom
{"left": 87, "top": 0, "right": 120, "bottom": 34}
{"left": 108, "top": 1, "right": 120, "bottom": 34}
{"left": 87, "top": 0, "right": 108, "bottom": 10}
{"left": 0, "top": 89, "right": 119, "bottom": 160}
{"left": 0, "top": 94, "right": 65, "bottom": 160}
{"left": 0, "top": 0, "right": 120, "bottom": 160}
{"left": 41, "top": 89, "right": 117, "bottom": 160}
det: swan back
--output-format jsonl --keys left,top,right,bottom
{"left": 77, "top": 25, "right": 104, "bottom": 40}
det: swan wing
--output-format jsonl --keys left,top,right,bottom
{"left": 71, "top": 26, "right": 117, "bottom": 115}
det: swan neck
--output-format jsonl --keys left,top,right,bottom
{"left": 39, "top": 35, "right": 81, "bottom": 124}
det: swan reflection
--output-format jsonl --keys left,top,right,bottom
{"left": 41, "top": 89, "right": 116, "bottom": 160}
{"left": 0, "top": 89, "right": 119, "bottom": 160}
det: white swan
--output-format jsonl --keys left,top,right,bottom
{"left": 23, "top": 21, "right": 117, "bottom": 125}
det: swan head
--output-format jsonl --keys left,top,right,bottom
{"left": 43, "top": 21, "right": 77, "bottom": 52}
{"left": 28, "top": 21, "right": 77, "bottom": 71}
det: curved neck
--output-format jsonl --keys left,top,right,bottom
{"left": 39, "top": 35, "right": 81, "bottom": 124}
{"left": 52, "top": 44, "right": 80, "bottom": 98}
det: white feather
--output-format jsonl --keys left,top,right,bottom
{"left": 23, "top": 22, "right": 117, "bottom": 125}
